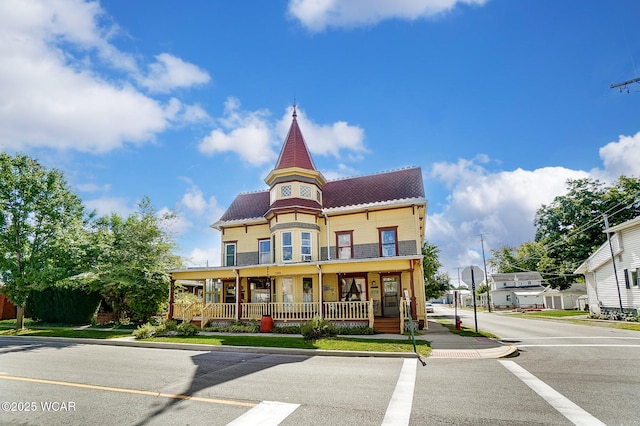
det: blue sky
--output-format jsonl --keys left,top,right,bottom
{"left": 2, "top": 0, "right": 640, "bottom": 282}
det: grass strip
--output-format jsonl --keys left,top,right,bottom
{"left": 151, "top": 335, "right": 432, "bottom": 356}
{"left": 0, "top": 328, "right": 132, "bottom": 339}
{"left": 0, "top": 326, "right": 432, "bottom": 356}
{"left": 521, "top": 310, "right": 590, "bottom": 318}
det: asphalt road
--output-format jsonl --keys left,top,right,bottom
{"left": 1, "top": 308, "right": 639, "bottom": 426}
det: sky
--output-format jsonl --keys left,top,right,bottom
{"left": 2, "top": 0, "right": 640, "bottom": 285}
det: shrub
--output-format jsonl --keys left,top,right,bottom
{"left": 228, "top": 320, "right": 260, "bottom": 333}
{"left": 177, "top": 322, "right": 199, "bottom": 336}
{"left": 337, "top": 326, "right": 377, "bottom": 335}
{"left": 163, "top": 319, "right": 178, "bottom": 331}
{"left": 27, "top": 286, "right": 101, "bottom": 325}
{"left": 133, "top": 323, "right": 157, "bottom": 339}
{"left": 204, "top": 320, "right": 260, "bottom": 333}
{"left": 300, "top": 317, "right": 338, "bottom": 340}
{"left": 275, "top": 325, "right": 301, "bottom": 334}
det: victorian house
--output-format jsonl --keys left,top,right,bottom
{"left": 169, "top": 107, "right": 428, "bottom": 332}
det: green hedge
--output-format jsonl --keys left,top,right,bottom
{"left": 27, "top": 287, "right": 101, "bottom": 324}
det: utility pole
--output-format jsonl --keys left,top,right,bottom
{"left": 480, "top": 234, "right": 491, "bottom": 312}
{"left": 603, "top": 214, "right": 624, "bottom": 311}
{"left": 610, "top": 76, "right": 640, "bottom": 93}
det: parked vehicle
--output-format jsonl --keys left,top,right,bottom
{"left": 426, "top": 302, "right": 434, "bottom": 313}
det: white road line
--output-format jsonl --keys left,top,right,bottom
{"left": 381, "top": 358, "right": 417, "bottom": 426}
{"left": 501, "top": 336, "right": 640, "bottom": 340}
{"left": 226, "top": 400, "right": 300, "bottom": 426}
{"left": 499, "top": 361, "right": 606, "bottom": 426}
{"left": 517, "top": 344, "right": 640, "bottom": 348}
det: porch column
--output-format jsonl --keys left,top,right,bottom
{"left": 168, "top": 278, "right": 175, "bottom": 319}
{"left": 409, "top": 260, "right": 417, "bottom": 320}
{"left": 234, "top": 269, "right": 240, "bottom": 321}
{"left": 317, "top": 264, "right": 323, "bottom": 319}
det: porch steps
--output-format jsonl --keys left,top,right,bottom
{"left": 373, "top": 318, "right": 401, "bottom": 334}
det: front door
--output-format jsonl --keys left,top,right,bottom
{"left": 382, "top": 275, "right": 400, "bottom": 317}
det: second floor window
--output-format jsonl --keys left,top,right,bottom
{"left": 379, "top": 228, "right": 398, "bottom": 257}
{"left": 301, "top": 231, "right": 311, "bottom": 261}
{"left": 336, "top": 231, "right": 353, "bottom": 259}
{"left": 282, "top": 232, "right": 293, "bottom": 261}
{"left": 259, "top": 239, "right": 271, "bottom": 264}
{"left": 224, "top": 242, "right": 236, "bottom": 266}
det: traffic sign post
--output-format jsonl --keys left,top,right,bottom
{"left": 461, "top": 265, "right": 484, "bottom": 333}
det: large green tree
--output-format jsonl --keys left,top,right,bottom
{"left": 489, "top": 241, "right": 545, "bottom": 275}
{"left": 490, "top": 176, "right": 640, "bottom": 289}
{"left": 422, "top": 241, "right": 451, "bottom": 299}
{"left": 92, "top": 197, "right": 181, "bottom": 323}
{"left": 0, "top": 153, "right": 87, "bottom": 329}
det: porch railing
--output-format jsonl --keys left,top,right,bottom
{"left": 323, "top": 300, "right": 374, "bottom": 328}
{"left": 202, "top": 303, "right": 236, "bottom": 325}
{"left": 172, "top": 300, "right": 373, "bottom": 327}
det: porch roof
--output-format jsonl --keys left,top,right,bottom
{"left": 170, "top": 255, "right": 422, "bottom": 281}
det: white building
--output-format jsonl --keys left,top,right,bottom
{"left": 574, "top": 216, "right": 640, "bottom": 317}
{"left": 543, "top": 283, "right": 587, "bottom": 310}
{"left": 489, "top": 272, "right": 545, "bottom": 309}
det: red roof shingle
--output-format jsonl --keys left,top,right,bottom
{"left": 274, "top": 110, "right": 316, "bottom": 171}
{"left": 216, "top": 167, "right": 425, "bottom": 224}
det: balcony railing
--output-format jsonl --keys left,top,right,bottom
{"left": 173, "top": 300, "right": 374, "bottom": 328}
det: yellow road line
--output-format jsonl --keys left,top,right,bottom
{"left": 0, "top": 374, "right": 256, "bottom": 407}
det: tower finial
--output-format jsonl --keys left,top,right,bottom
{"left": 292, "top": 98, "right": 297, "bottom": 118}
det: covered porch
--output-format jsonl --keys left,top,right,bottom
{"left": 169, "top": 256, "right": 423, "bottom": 333}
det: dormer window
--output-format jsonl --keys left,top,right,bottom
{"left": 281, "top": 184, "right": 292, "bottom": 198}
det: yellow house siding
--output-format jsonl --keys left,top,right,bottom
{"left": 221, "top": 223, "right": 271, "bottom": 266}
{"left": 321, "top": 206, "right": 423, "bottom": 260}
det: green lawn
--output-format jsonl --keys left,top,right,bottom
{"left": 0, "top": 328, "right": 132, "bottom": 339}
{"left": 521, "top": 310, "right": 589, "bottom": 318}
{"left": 151, "top": 335, "right": 431, "bottom": 356}
{"left": 0, "top": 322, "right": 431, "bottom": 356}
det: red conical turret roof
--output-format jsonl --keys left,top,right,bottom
{"left": 274, "top": 105, "right": 316, "bottom": 171}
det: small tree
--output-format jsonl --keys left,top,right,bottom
{"left": 93, "top": 197, "right": 181, "bottom": 323}
{"left": 0, "top": 153, "right": 87, "bottom": 329}
{"left": 422, "top": 241, "right": 451, "bottom": 299}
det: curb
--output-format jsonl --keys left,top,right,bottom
{"left": 0, "top": 335, "right": 516, "bottom": 359}
{"left": 0, "top": 335, "right": 418, "bottom": 358}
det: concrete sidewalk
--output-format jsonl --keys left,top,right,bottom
{"left": 2, "top": 320, "right": 517, "bottom": 360}
{"left": 330, "top": 320, "right": 517, "bottom": 359}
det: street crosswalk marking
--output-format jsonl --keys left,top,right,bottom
{"left": 500, "top": 360, "right": 606, "bottom": 426}
{"left": 381, "top": 358, "right": 417, "bottom": 426}
{"left": 226, "top": 400, "right": 300, "bottom": 426}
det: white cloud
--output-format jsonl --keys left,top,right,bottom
{"left": 288, "top": 0, "right": 488, "bottom": 31}
{"left": 198, "top": 98, "right": 276, "bottom": 166}
{"left": 0, "top": 0, "right": 209, "bottom": 153}
{"left": 84, "top": 196, "right": 132, "bottom": 217}
{"left": 179, "top": 184, "right": 221, "bottom": 219}
{"left": 77, "top": 182, "right": 111, "bottom": 193}
{"left": 427, "top": 156, "right": 588, "bottom": 273}
{"left": 276, "top": 106, "right": 367, "bottom": 159}
{"left": 598, "top": 132, "right": 640, "bottom": 180}
{"left": 184, "top": 247, "right": 220, "bottom": 268}
{"left": 138, "top": 53, "right": 210, "bottom": 94}
{"left": 157, "top": 206, "right": 192, "bottom": 236}
{"left": 198, "top": 100, "right": 366, "bottom": 167}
